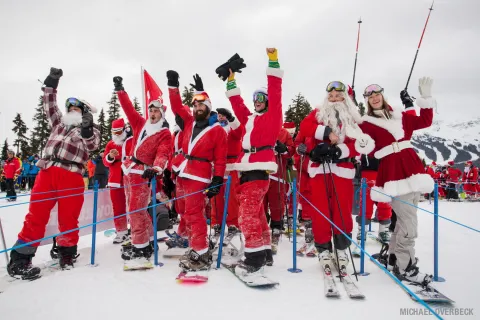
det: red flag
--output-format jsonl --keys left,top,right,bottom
{"left": 143, "top": 69, "right": 163, "bottom": 119}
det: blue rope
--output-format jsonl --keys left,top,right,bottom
{"left": 368, "top": 187, "right": 480, "bottom": 234}
{"left": 0, "top": 182, "right": 226, "bottom": 255}
{"left": 297, "top": 192, "right": 442, "bottom": 320}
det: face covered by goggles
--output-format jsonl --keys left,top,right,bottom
{"left": 253, "top": 92, "right": 267, "bottom": 103}
{"left": 326, "top": 81, "right": 346, "bottom": 93}
{"left": 363, "top": 84, "right": 384, "bottom": 97}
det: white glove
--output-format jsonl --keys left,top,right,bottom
{"left": 354, "top": 133, "right": 375, "bottom": 155}
{"left": 345, "top": 124, "right": 363, "bottom": 140}
{"left": 418, "top": 77, "right": 433, "bottom": 98}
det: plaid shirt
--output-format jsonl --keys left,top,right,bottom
{"left": 36, "top": 87, "right": 100, "bottom": 175}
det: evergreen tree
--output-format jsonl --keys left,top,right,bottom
{"left": 106, "top": 93, "right": 121, "bottom": 143}
{"left": 358, "top": 102, "right": 366, "bottom": 116}
{"left": 97, "top": 108, "right": 109, "bottom": 151}
{"left": 12, "top": 113, "right": 30, "bottom": 156}
{"left": 284, "top": 93, "right": 312, "bottom": 133}
{"left": 133, "top": 97, "right": 142, "bottom": 116}
{"left": 182, "top": 86, "right": 194, "bottom": 108}
{"left": 1, "top": 139, "right": 8, "bottom": 160}
{"left": 30, "top": 95, "right": 50, "bottom": 157}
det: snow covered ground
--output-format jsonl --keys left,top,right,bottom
{"left": 0, "top": 193, "right": 478, "bottom": 320}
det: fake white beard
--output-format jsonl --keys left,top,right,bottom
{"left": 62, "top": 111, "right": 82, "bottom": 126}
{"left": 112, "top": 131, "right": 127, "bottom": 146}
{"left": 316, "top": 97, "right": 362, "bottom": 141}
{"left": 464, "top": 166, "right": 471, "bottom": 174}
{"left": 145, "top": 117, "right": 165, "bottom": 136}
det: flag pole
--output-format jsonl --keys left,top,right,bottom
{"left": 141, "top": 66, "right": 147, "bottom": 120}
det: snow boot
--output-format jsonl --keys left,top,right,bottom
{"left": 179, "top": 249, "right": 213, "bottom": 271}
{"left": 378, "top": 223, "right": 391, "bottom": 243}
{"left": 210, "top": 224, "right": 221, "bottom": 245}
{"left": 113, "top": 230, "right": 130, "bottom": 244}
{"left": 235, "top": 251, "right": 265, "bottom": 277}
{"left": 395, "top": 258, "right": 432, "bottom": 286}
{"left": 121, "top": 243, "right": 153, "bottom": 261}
{"left": 334, "top": 249, "right": 349, "bottom": 269}
{"left": 165, "top": 231, "right": 189, "bottom": 249}
{"left": 57, "top": 245, "right": 78, "bottom": 270}
{"left": 223, "top": 225, "right": 239, "bottom": 246}
{"left": 265, "top": 249, "right": 273, "bottom": 266}
{"left": 271, "top": 228, "right": 281, "bottom": 254}
{"left": 7, "top": 250, "right": 41, "bottom": 280}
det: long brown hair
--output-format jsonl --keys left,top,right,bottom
{"left": 366, "top": 98, "right": 393, "bottom": 118}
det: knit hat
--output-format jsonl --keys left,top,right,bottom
{"left": 192, "top": 91, "right": 212, "bottom": 111}
{"left": 111, "top": 118, "right": 125, "bottom": 133}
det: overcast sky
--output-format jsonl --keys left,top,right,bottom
{"left": 1, "top": 0, "right": 479, "bottom": 149}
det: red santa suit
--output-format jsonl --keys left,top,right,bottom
{"left": 463, "top": 162, "right": 478, "bottom": 197}
{"left": 263, "top": 127, "right": 294, "bottom": 229}
{"left": 117, "top": 90, "right": 172, "bottom": 248}
{"left": 299, "top": 103, "right": 358, "bottom": 247}
{"left": 293, "top": 130, "right": 316, "bottom": 221}
{"left": 226, "top": 65, "right": 284, "bottom": 255}
{"left": 168, "top": 88, "right": 227, "bottom": 254}
{"left": 103, "top": 118, "right": 133, "bottom": 234}
{"left": 210, "top": 118, "right": 244, "bottom": 228}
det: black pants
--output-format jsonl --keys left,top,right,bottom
{"left": 94, "top": 175, "right": 108, "bottom": 189}
{"left": 446, "top": 183, "right": 458, "bottom": 200}
{"left": 0, "top": 180, "right": 6, "bottom": 192}
{"left": 6, "top": 178, "right": 16, "bottom": 200}
{"left": 28, "top": 175, "right": 37, "bottom": 190}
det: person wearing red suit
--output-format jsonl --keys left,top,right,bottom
{"left": 113, "top": 76, "right": 172, "bottom": 268}
{"left": 463, "top": 161, "right": 478, "bottom": 199}
{"left": 210, "top": 107, "right": 244, "bottom": 240}
{"left": 223, "top": 48, "right": 283, "bottom": 276}
{"left": 263, "top": 126, "right": 294, "bottom": 253}
{"left": 445, "top": 160, "right": 462, "bottom": 200}
{"left": 299, "top": 81, "right": 360, "bottom": 272}
{"left": 103, "top": 118, "right": 133, "bottom": 244}
{"left": 3, "top": 150, "right": 21, "bottom": 202}
{"left": 167, "top": 71, "right": 227, "bottom": 271}
{"left": 348, "top": 78, "right": 435, "bottom": 285}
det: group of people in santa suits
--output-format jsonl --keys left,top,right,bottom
{"left": 462, "top": 161, "right": 479, "bottom": 199}
{"left": 426, "top": 160, "right": 479, "bottom": 200}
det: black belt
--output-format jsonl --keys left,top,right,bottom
{"left": 227, "top": 155, "right": 238, "bottom": 159}
{"left": 333, "top": 157, "right": 355, "bottom": 164}
{"left": 45, "top": 157, "right": 81, "bottom": 166}
{"left": 174, "top": 150, "right": 183, "bottom": 156}
{"left": 185, "top": 154, "right": 210, "bottom": 163}
{"left": 131, "top": 156, "right": 145, "bottom": 165}
{"left": 242, "top": 145, "right": 273, "bottom": 154}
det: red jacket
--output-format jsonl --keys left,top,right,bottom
{"left": 356, "top": 106, "right": 434, "bottom": 202}
{"left": 103, "top": 136, "right": 133, "bottom": 187}
{"left": 168, "top": 87, "right": 227, "bottom": 184}
{"left": 224, "top": 119, "right": 245, "bottom": 172}
{"left": 463, "top": 166, "right": 478, "bottom": 184}
{"left": 425, "top": 166, "right": 435, "bottom": 179}
{"left": 227, "top": 67, "right": 284, "bottom": 173}
{"left": 117, "top": 90, "right": 171, "bottom": 176}
{"left": 300, "top": 109, "right": 358, "bottom": 179}
{"left": 271, "top": 127, "right": 294, "bottom": 183}
{"left": 447, "top": 166, "right": 462, "bottom": 183}
{"left": 3, "top": 157, "right": 21, "bottom": 179}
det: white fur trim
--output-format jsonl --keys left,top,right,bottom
{"left": 337, "top": 143, "right": 350, "bottom": 159}
{"left": 269, "top": 175, "right": 286, "bottom": 183}
{"left": 314, "top": 125, "right": 328, "bottom": 140}
{"left": 374, "top": 141, "right": 412, "bottom": 159}
{"left": 416, "top": 97, "right": 436, "bottom": 109}
{"left": 108, "top": 182, "right": 121, "bottom": 188}
{"left": 105, "top": 154, "right": 115, "bottom": 163}
{"left": 152, "top": 166, "right": 164, "bottom": 174}
{"left": 226, "top": 87, "right": 241, "bottom": 98}
{"left": 266, "top": 67, "right": 284, "bottom": 78}
{"left": 231, "top": 161, "right": 278, "bottom": 174}
{"left": 242, "top": 114, "right": 256, "bottom": 150}
{"left": 244, "top": 245, "right": 270, "bottom": 253}
{"left": 361, "top": 108, "right": 404, "bottom": 140}
{"left": 188, "top": 122, "right": 220, "bottom": 154}
{"left": 370, "top": 173, "right": 434, "bottom": 203}
{"left": 230, "top": 117, "right": 241, "bottom": 130}
{"left": 307, "top": 161, "right": 355, "bottom": 179}
{"left": 354, "top": 134, "right": 375, "bottom": 155}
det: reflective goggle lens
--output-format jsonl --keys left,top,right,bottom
{"left": 192, "top": 94, "right": 207, "bottom": 104}
{"left": 363, "top": 84, "right": 384, "bottom": 97}
{"left": 326, "top": 81, "right": 346, "bottom": 92}
{"left": 254, "top": 93, "right": 267, "bottom": 103}
{"left": 65, "top": 97, "right": 82, "bottom": 108}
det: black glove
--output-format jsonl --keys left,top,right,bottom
{"left": 215, "top": 53, "right": 241, "bottom": 81}
{"left": 167, "top": 70, "right": 179, "bottom": 88}
{"left": 329, "top": 145, "right": 342, "bottom": 161}
{"left": 80, "top": 112, "right": 94, "bottom": 138}
{"left": 216, "top": 108, "right": 235, "bottom": 122}
{"left": 142, "top": 168, "right": 158, "bottom": 180}
{"left": 230, "top": 58, "right": 246, "bottom": 74}
{"left": 113, "top": 76, "right": 124, "bottom": 91}
{"left": 190, "top": 73, "right": 204, "bottom": 91}
{"left": 351, "top": 89, "right": 358, "bottom": 106}
{"left": 206, "top": 176, "right": 223, "bottom": 198}
{"left": 287, "top": 158, "right": 294, "bottom": 166}
{"left": 400, "top": 89, "right": 414, "bottom": 108}
{"left": 43, "top": 67, "right": 63, "bottom": 89}
{"left": 297, "top": 143, "right": 307, "bottom": 156}
{"left": 309, "top": 143, "right": 330, "bottom": 163}
{"left": 162, "top": 169, "right": 175, "bottom": 197}
{"left": 275, "top": 141, "right": 288, "bottom": 154}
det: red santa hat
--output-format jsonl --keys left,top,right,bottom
{"left": 111, "top": 118, "right": 125, "bottom": 133}
{"left": 466, "top": 160, "right": 473, "bottom": 165}
{"left": 148, "top": 98, "right": 167, "bottom": 116}
{"left": 447, "top": 160, "right": 455, "bottom": 166}
{"left": 283, "top": 121, "right": 296, "bottom": 134}
{"left": 431, "top": 161, "right": 437, "bottom": 166}
{"left": 192, "top": 91, "right": 212, "bottom": 111}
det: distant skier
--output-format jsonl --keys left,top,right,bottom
{"left": 445, "top": 161, "right": 461, "bottom": 200}
{"left": 462, "top": 160, "right": 478, "bottom": 199}
{"left": 8, "top": 67, "right": 100, "bottom": 278}
{"left": 3, "top": 150, "right": 21, "bottom": 201}
{"left": 348, "top": 77, "right": 435, "bottom": 285}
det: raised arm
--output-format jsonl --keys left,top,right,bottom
{"left": 225, "top": 73, "right": 251, "bottom": 126}
{"left": 41, "top": 67, "right": 64, "bottom": 129}
{"left": 113, "top": 77, "right": 145, "bottom": 130}
{"left": 265, "top": 48, "right": 284, "bottom": 132}
{"left": 401, "top": 77, "right": 435, "bottom": 132}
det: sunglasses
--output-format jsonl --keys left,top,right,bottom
{"left": 363, "top": 84, "right": 384, "bottom": 97}
{"left": 65, "top": 97, "right": 84, "bottom": 108}
{"left": 326, "top": 81, "right": 346, "bottom": 93}
{"left": 253, "top": 93, "right": 267, "bottom": 103}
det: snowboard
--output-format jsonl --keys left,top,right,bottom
{"left": 221, "top": 262, "right": 279, "bottom": 288}
{"left": 399, "top": 279, "right": 454, "bottom": 304}
{"left": 123, "top": 259, "right": 154, "bottom": 271}
{"left": 176, "top": 270, "right": 209, "bottom": 283}
{"left": 163, "top": 247, "right": 188, "bottom": 258}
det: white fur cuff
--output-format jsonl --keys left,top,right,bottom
{"left": 266, "top": 67, "right": 284, "bottom": 78}
{"left": 226, "top": 87, "right": 241, "bottom": 98}
{"left": 416, "top": 97, "right": 436, "bottom": 109}
{"left": 230, "top": 117, "right": 241, "bottom": 130}
{"left": 337, "top": 143, "right": 350, "bottom": 159}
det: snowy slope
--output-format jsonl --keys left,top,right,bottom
{"left": 0, "top": 195, "right": 479, "bottom": 320}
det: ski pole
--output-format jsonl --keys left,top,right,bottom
{"left": 279, "top": 155, "right": 291, "bottom": 241}
{"left": 351, "top": 17, "right": 362, "bottom": 90}
{"left": 405, "top": 0, "right": 435, "bottom": 90}
{"left": 0, "top": 217, "right": 9, "bottom": 265}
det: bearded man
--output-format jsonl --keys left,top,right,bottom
{"left": 299, "top": 81, "right": 360, "bottom": 271}
{"left": 8, "top": 68, "right": 100, "bottom": 279}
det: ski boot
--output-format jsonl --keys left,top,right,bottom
{"left": 356, "top": 223, "right": 367, "bottom": 242}
{"left": 223, "top": 225, "right": 239, "bottom": 246}
{"left": 318, "top": 250, "right": 333, "bottom": 271}
{"left": 165, "top": 231, "right": 189, "bottom": 249}
{"left": 334, "top": 249, "right": 349, "bottom": 270}
{"left": 179, "top": 249, "right": 213, "bottom": 271}
{"left": 122, "top": 244, "right": 154, "bottom": 270}
{"left": 265, "top": 249, "right": 273, "bottom": 266}
{"left": 113, "top": 230, "right": 130, "bottom": 245}
{"left": 7, "top": 250, "right": 41, "bottom": 280}
{"left": 271, "top": 228, "right": 281, "bottom": 254}
{"left": 57, "top": 245, "right": 78, "bottom": 270}
{"left": 235, "top": 251, "right": 265, "bottom": 278}
{"left": 394, "top": 258, "right": 432, "bottom": 286}
{"left": 210, "top": 224, "right": 221, "bottom": 246}
{"left": 378, "top": 223, "right": 391, "bottom": 243}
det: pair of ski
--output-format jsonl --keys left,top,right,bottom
{"left": 322, "top": 261, "right": 365, "bottom": 299}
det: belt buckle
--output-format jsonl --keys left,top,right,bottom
{"left": 392, "top": 142, "right": 400, "bottom": 153}
{"left": 250, "top": 147, "right": 256, "bottom": 154}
